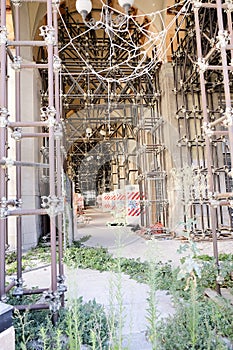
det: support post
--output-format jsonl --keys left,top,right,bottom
{"left": 0, "top": 0, "right": 7, "bottom": 301}
{"left": 194, "top": 4, "right": 220, "bottom": 294}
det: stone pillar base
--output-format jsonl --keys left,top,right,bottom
{"left": 0, "top": 303, "right": 15, "bottom": 350}
{"left": 0, "top": 326, "right": 15, "bottom": 350}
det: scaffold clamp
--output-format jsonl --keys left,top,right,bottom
{"left": 41, "top": 195, "right": 64, "bottom": 216}
{"left": 0, "top": 197, "right": 7, "bottom": 219}
{"left": 202, "top": 122, "right": 213, "bottom": 137}
{"left": 223, "top": 107, "right": 233, "bottom": 126}
{"left": 53, "top": 55, "right": 61, "bottom": 72}
{"left": 197, "top": 58, "right": 209, "bottom": 72}
{"left": 43, "top": 291, "right": 61, "bottom": 313}
{"left": 11, "top": 128, "right": 22, "bottom": 141}
{"left": 0, "top": 108, "right": 9, "bottom": 127}
{"left": 0, "top": 26, "right": 8, "bottom": 44}
{"left": 1, "top": 157, "right": 14, "bottom": 168}
{"left": 11, "top": 56, "right": 22, "bottom": 71}
{"left": 39, "top": 26, "right": 56, "bottom": 45}
{"left": 216, "top": 30, "right": 230, "bottom": 49}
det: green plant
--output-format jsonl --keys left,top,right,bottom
{"left": 5, "top": 246, "right": 51, "bottom": 276}
{"left": 63, "top": 244, "right": 176, "bottom": 290}
{"left": 6, "top": 251, "right": 17, "bottom": 264}
{"left": 63, "top": 245, "right": 115, "bottom": 272}
{"left": 156, "top": 298, "right": 232, "bottom": 350}
{"left": 146, "top": 261, "right": 159, "bottom": 350}
{"left": 13, "top": 310, "right": 32, "bottom": 350}
{"left": 13, "top": 297, "right": 109, "bottom": 350}
{"left": 64, "top": 298, "right": 82, "bottom": 350}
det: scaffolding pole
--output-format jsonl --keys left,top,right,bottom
{"left": 0, "top": 0, "right": 65, "bottom": 313}
{"left": 0, "top": 0, "right": 7, "bottom": 300}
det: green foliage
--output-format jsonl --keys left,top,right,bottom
{"left": 25, "top": 246, "right": 51, "bottom": 263}
{"left": 196, "top": 253, "right": 233, "bottom": 262}
{"left": 196, "top": 261, "right": 233, "bottom": 290}
{"left": 64, "top": 245, "right": 115, "bottom": 271}
{"left": 63, "top": 245, "right": 175, "bottom": 290}
{"left": 10, "top": 241, "right": 233, "bottom": 350}
{"left": 6, "top": 246, "right": 51, "bottom": 275}
{"left": 156, "top": 299, "right": 233, "bottom": 350}
{"left": 7, "top": 289, "right": 38, "bottom": 306}
{"left": 6, "top": 251, "right": 17, "bottom": 264}
{"left": 14, "top": 309, "right": 51, "bottom": 349}
{"left": 71, "top": 235, "right": 92, "bottom": 248}
{"left": 146, "top": 261, "right": 159, "bottom": 349}
{"left": 13, "top": 297, "right": 109, "bottom": 350}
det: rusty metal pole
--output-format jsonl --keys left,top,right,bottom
{"left": 227, "top": 10, "right": 233, "bottom": 64}
{"left": 46, "top": 0, "right": 58, "bottom": 298}
{"left": 194, "top": 4, "right": 220, "bottom": 294}
{"left": 14, "top": 1, "right": 23, "bottom": 291}
{"left": 53, "top": 1, "right": 65, "bottom": 289}
{"left": 216, "top": 0, "right": 233, "bottom": 168}
{"left": 0, "top": 0, "right": 7, "bottom": 300}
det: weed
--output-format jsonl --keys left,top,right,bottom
{"left": 156, "top": 299, "right": 232, "bottom": 350}
{"left": 13, "top": 297, "right": 109, "bottom": 350}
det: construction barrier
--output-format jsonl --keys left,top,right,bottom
{"left": 126, "top": 185, "right": 142, "bottom": 225}
{"left": 77, "top": 194, "right": 84, "bottom": 210}
{"left": 102, "top": 187, "right": 143, "bottom": 225}
{"left": 112, "top": 189, "right": 126, "bottom": 224}
{"left": 73, "top": 193, "right": 84, "bottom": 215}
{"left": 96, "top": 194, "right": 102, "bottom": 208}
{"left": 102, "top": 192, "right": 111, "bottom": 212}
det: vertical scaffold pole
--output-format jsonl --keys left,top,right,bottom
{"left": 14, "top": 1, "right": 23, "bottom": 291}
{"left": 194, "top": 3, "right": 220, "bottom": 294}
{"left": 53, "top": 1, "right": 64, "bottom": 290}
{"left": 46, "top": 0, "right": 58, "bottom": 299}
{"left": 0, "top": 0, "right": 7, "bottom": 300}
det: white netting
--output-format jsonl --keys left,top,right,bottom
{"left": 56, "top": 0, "right": 191, "bottom": 83}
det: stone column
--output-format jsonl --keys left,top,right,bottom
{"left": 160, "top": 63, "right": 183, "bottom": 233}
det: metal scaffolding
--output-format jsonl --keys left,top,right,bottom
{"left": 41, "top": 4, "right": 168, "bottom": 229}
{"left": 0, "top": 0, "right": 168, "bottom": 309}
{"left": 0, "top": 0, "right": 65, "bottom": 313}
{"left": 172, "top": 0, "right": 233, "bottom": 289}
{"left": 1, "top": 0, "right": 232, "bottom": 307}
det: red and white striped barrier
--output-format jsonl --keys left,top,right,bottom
{"left": 73, "top": 193, "right": 84, "bottom": 215}
{"left": 73, "top": 192, "right": 84, "bottom": 208}
{"left": 126, "top": 185, "right": 142, "bottom": 224}
{"left": 77, "top": 194, "right": 84, "bottom": 210}
{"left": 115, "top": 190, "right": 126, "bottom": 210}
{"left": 102, "top": 192, "right": 116, "bottom": 212}
{"left": 102, "top": 187, "right": 143, "bottom": 225}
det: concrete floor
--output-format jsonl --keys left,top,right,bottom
{"left": 21, "top": 207, "right": 233, "bottom": 350}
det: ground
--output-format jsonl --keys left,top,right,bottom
{"left": 19, "top": 207, "right": 233, "bottom": 350}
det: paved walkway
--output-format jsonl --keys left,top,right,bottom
{"left": 21, "top": 207, "right": 233, "bottom": 349}
{"left": 75, "top": 207, "right": 233, "bottom": 266}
